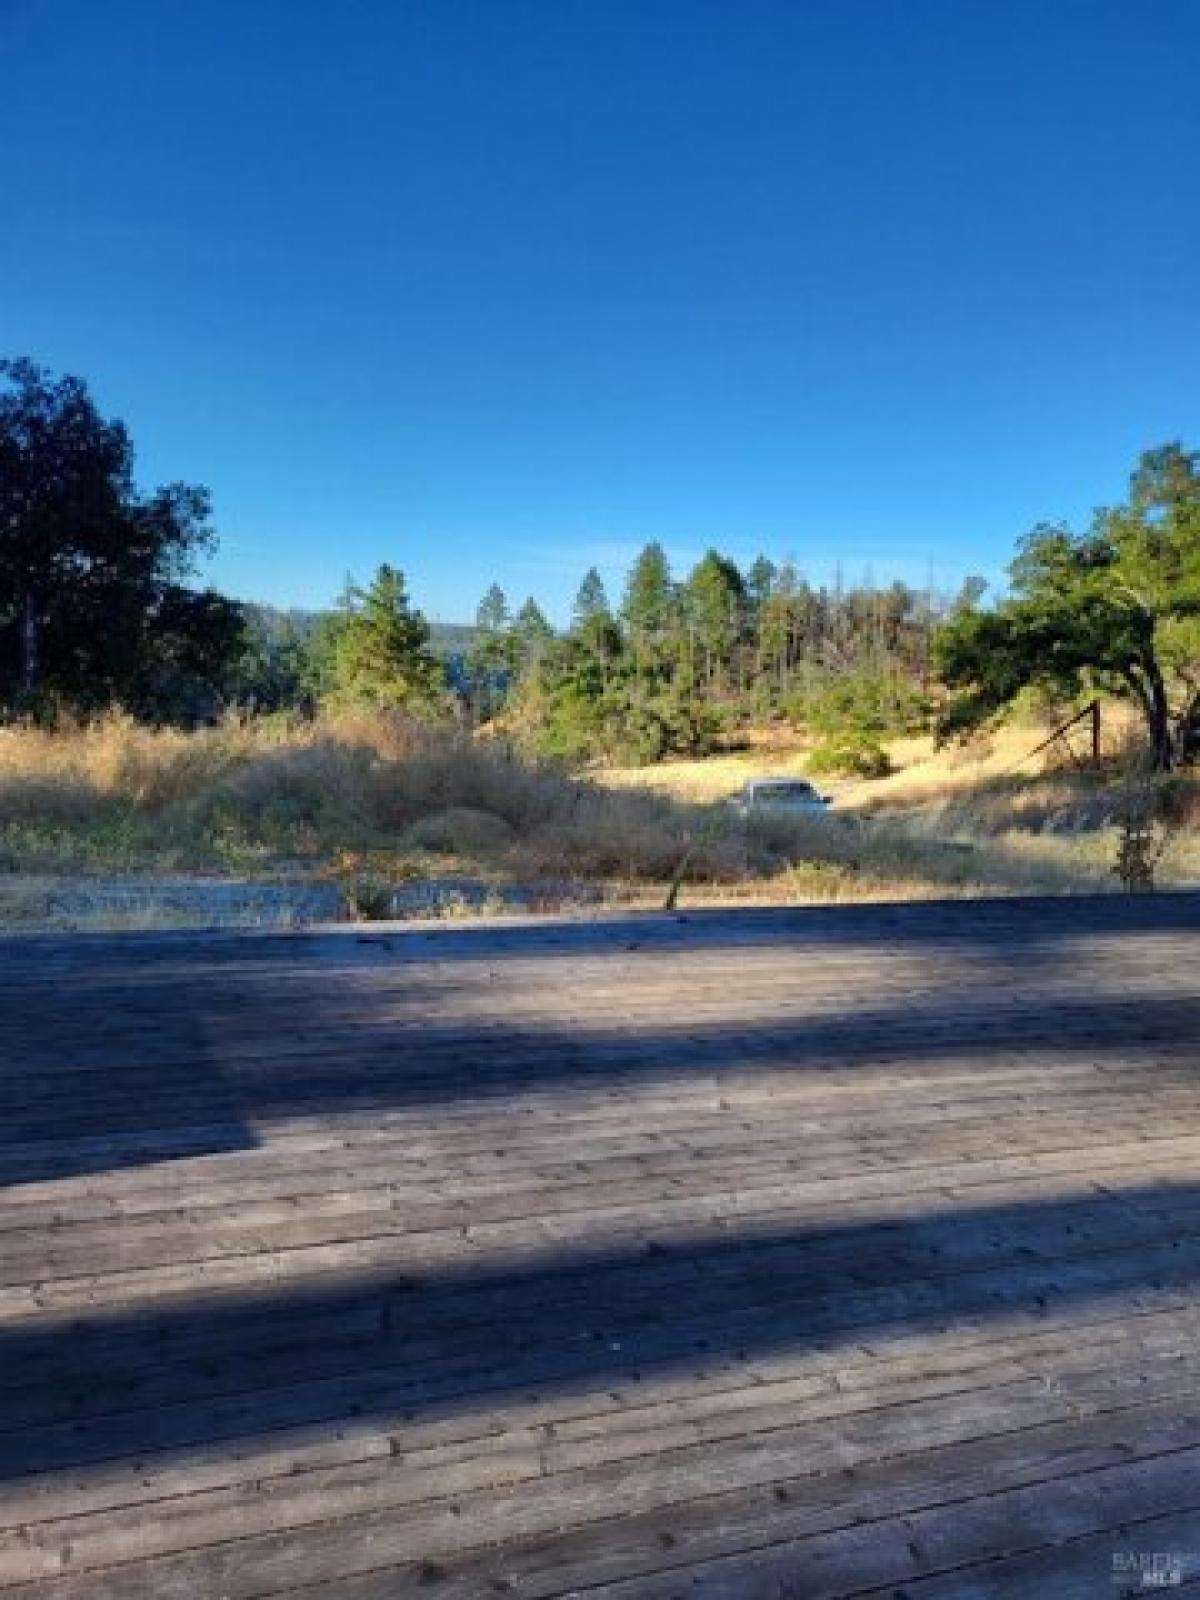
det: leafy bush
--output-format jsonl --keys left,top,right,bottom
{"left": 656, "top": 689, "right": 725, "bottom": 758}
{"left": 597, "top": 699, "right": 669, "bottom": 767}
{"left": 792, "top": 669, "right": 927, "bottom": 743}
{"left": 808, "top": 734, "right": 892, "bottom": 779}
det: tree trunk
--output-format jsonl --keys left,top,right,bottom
{"left": 1144, "top": 661, "right": 1173, "bottom": 771}
{"left": 1176, "top": 690, "right": 1200, "bottom": 767}
{"left": 19, "top": 589, "right": 39, "bottom": 700}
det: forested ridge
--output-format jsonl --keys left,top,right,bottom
{"left": 4, "top": 359, "right": 1198, "bottom": 773}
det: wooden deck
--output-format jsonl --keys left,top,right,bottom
{"left": 3, "top": 897, "right": 1200, "bottom": 1597}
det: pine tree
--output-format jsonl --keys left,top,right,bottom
{"left": 621, "top": 543, "right": 674, "bottom": 642}
{"left": 332, "top": 564, "right": 442, "bottom": 709}
{"left": 512, "top": 597, "right": 555, "bottom": 668}
{"left": 683, "top": 550, "right": 745, "bottom": 687}
{"left": 514, "top": 596, "right": 554, "bottom": 643}
{"left": 475, "top": 583, "right": 511, "bottom": 635}
{"left": 572, "top": 567, "right": 611, "bottom": 628}
{"left": 745, "top": 556, "right": 777, "bottom": 615}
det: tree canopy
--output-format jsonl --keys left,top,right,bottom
{"left": 937, "top": 443, "right": 1200, "bottom": 768}
{"left": 572, "top": 568, "right": 611, "bottom": 627}
{"left": 486, "top": 546, "right": 933, "bottom": 767}
{"left": 475, "top": 583, "right": 511, "bottom": 635}
{"left": 621, "top": 543, "right": 675, "bottom": 649}
{"left": 0, "top": 358, "right": 242, "bottom": 718}
{"left": 331, "top": 564, "right": 444, "bottom": 711}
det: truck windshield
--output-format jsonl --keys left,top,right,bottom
{"left": 754, "top": 783, "right": 815, "bottom": 800}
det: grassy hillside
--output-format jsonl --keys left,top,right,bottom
{"left": 0, "top": 711, "right": 1193, "bottom": 929}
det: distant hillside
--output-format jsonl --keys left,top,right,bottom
{"left": 426, "top": 621, "right": 481, "bottom": 658}
{"left": 241, "top": 603, "right": 479, "bottom": 659}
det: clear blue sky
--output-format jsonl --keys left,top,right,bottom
{"left": 3, "top": 0, "right": 1197, "bottom": 623}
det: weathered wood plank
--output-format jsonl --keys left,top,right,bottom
{"left": 4, "top": 1309, "right": 1200, "bottom": 1580}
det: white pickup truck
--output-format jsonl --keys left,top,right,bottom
{"left": 726, "top": 778, "right": 830, "bottom": 816}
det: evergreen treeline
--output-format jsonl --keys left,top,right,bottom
{"left": 226, "top": 555, "right": 942, "bottom": 777}
{"left": 462, "top": 547, "right": 940, "bottom": 771}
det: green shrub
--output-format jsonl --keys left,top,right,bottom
{"left": 598, "top": 702, "right": 669, "bottom": 767}
{"left": 808, "top": 735, "right": 892, "bottom": 779}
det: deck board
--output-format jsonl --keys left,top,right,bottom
{"left": 2, "top": 896, "right": 1199, "bottom": 1596}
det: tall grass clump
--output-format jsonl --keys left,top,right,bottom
{"left": 0, "top": 712, "right": 750, "bottom": 883}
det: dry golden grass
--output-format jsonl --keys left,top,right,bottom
{"left": 599, "top": 711, "right": 1200, "bottom": 895}
{"left": 0, "top": 707, "right": 1190, "bottom": 930}
{"left": 597, "top": 715, "right": 1136, "bottom": 811}
{"left": 0, "top": 711, "right": 772, "bottom": 888}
